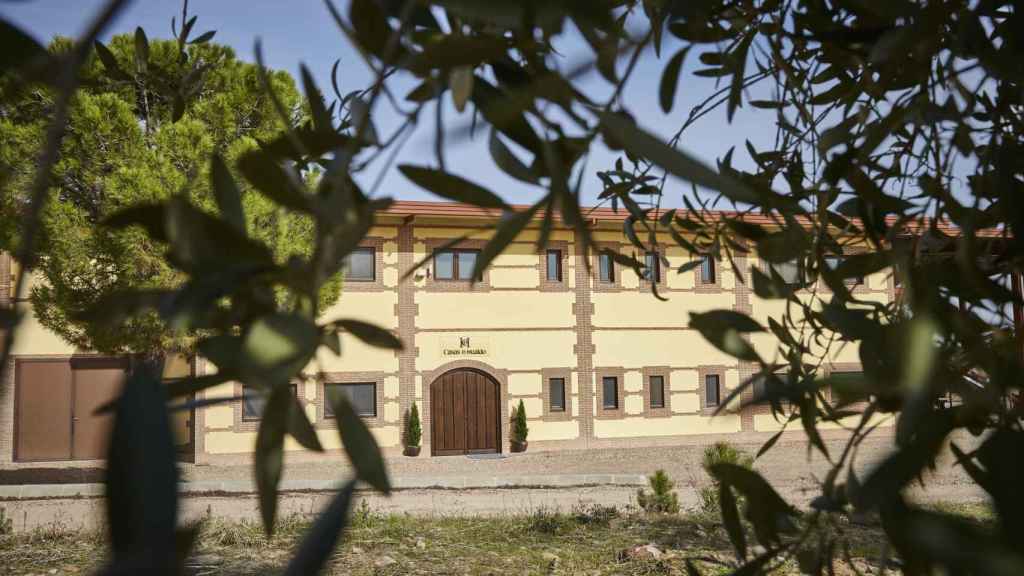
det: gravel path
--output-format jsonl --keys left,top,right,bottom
{"left": 0, "top": 429, "right": 989, "bottom": 531}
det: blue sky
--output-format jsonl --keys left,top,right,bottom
{"left": 1, "top": 1, "right": 781, "bottom": 208}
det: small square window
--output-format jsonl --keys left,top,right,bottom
{"left": 700, "top": 255, "right": 716, "bottom": 283}
{"left": 644, "top": 252, "right": 660, "bottom": 283}
{"left": 546, "top": 250, "right": 562, "bottom": 282}
{"left": 325, "top": 382, "right": 376, "bottom": 418}
{"left": 705, "top": 374, "right": 721, "bottom": 407}
{"left": 599, "top": 253, "right": 615, "bottom": 283}
{"left": 549, "top": 378, "right": 566, "bottom": 412}
{"left": 602, "top": 376, "right": 618, "bottom": 410}
{"left": 649, "top": 375, "right": 665, "bottom": 409}
{"left": 242, "top": 384, "right": 297, "bottom": 421}
{"left": 344, "top": 248, "right": 375, "bottom": 281}
{"left": 434, "top": 251, "right": 454, "bottom": 280}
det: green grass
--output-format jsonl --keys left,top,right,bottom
{"left": 0, "top": 500, "right": 995, "bottom": 575}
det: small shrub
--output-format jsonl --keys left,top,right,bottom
{"left": 527, "top": 506, "right": 575, "bottom": 535}
{"left": 405, "top": 403, "right": 422, "bottom": 448}
{"left": 699, "top": 441, "right": 754, "bottom": 515}
{"left": 572, "top": 503, "right": 620, "bottom": 527}
{"left": 512, "top": 399, "right": 529, "bottom": 443}
{"left": 637, "top": 469, "right": 680, "bottom": 514}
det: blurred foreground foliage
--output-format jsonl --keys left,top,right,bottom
{"left": 1, "top": 0, "right": 1023, "bottom": 574}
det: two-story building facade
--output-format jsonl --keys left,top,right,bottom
{"left": 0, "top": 201, "right": 894, "bottom": 466}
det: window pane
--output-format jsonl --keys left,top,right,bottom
{"left": 602, "top": 376, "right": 618, "bottom": 409}
{"left": 599, "top": 254, "right": 614, "bottom": 282}
{"left": 644, "top": 252, "right": 659, "bottom": 282}
{"left": 325, "top": 383, "right": 376, "bottom": 417}
{"left": 242, "top": 386, "right": 266, "bottom": 420}
{"left": 435, "top": 251, "right": 454, "bottom": 279}
{"left": 457, "top": 251, "right": 478, "bottom": 280}
{"left": 650, "top": 375, "right": 664, "bottom": 408}
{"left": 547, "top": 250, "right": 561, "bottom": 281}
{"left": 345, "top": 248, "right": 374, "bottom": 281}
{"left": 549, "top": 378, "right": 565, "bottom": 411}
{"left": 701, "top": 255, "right": 716, "bottom": 283}
{"left": 705, "top": 374, "right": 720, "bottom": 406}
{"left": 774, "top": 260, "right": 800, "bottom": 285}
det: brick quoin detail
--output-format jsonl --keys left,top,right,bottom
{"left": 732, "top": 247, "right": 758, "bottom": 432}
{"left": 397, "top": 223, "right": 417, "bottom": 445}
{"left": 574, "top": 239, "right": 596, "bottom": 444}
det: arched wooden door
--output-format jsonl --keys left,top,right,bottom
{"left": 430, "top": 369, "right": 500, "bottom": 456}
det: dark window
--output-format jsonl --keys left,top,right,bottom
{"left": 825, "top": 255, "right": 863, "bottom": 286}
{"left": 344, "top": 247, "right": 375, "bottom": 281}
{"left": 602, "top": 376, "right": 618, "bottom": 410}
{"left": 599, "top": 253, "right": 615, "bottom": 283}
{"left": 549, "top": 378, "right": 566, "bottom": 412}
{"left": 649, "top": 375, "right": 665, "bottom": 409}
{"left": 704, "top": 374, "right": 721, "bottom": 407}
{"left": 827, "top": 371, "right": 865, "bottom": 404}
{"left": 644, "top": 252, "right": 660, "bottom": 283}
{"left": 546, "top": 250, "right": 562, "bottom": 282}
{"left": 434, "top": 249, "right": 481, "bottom": 281}
{"left": 325, "top": 382, "right": 377, "bottom": 418}
{"left": 700, "top": 254, "right": 716, "bottom": 283}
{"left": 242, "top": 384, "right": 297, "bottom": 421}
{"left": 751, "top": 374, "right": 768, "bottom": 403}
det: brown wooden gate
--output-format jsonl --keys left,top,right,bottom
{"left": 430, "top": 369, "right": 500, "bottom": 456}
{"left": 14, "top": 357, "right": 126, "bottom": 461}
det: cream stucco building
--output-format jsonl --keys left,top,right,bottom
{"left": 0, "top": 201, "right": 894, "bottom": 465}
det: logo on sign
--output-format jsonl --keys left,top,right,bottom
{"left": 441, "top": 336, "right": 489, "bottom": 357}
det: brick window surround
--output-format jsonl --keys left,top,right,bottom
{"left": 541, "top": 368, "right": 573, "bottom": 421}
{"left": 595, "top": 368, "right": 625, "bottom": 419}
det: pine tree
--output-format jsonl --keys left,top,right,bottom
{"left": 0, "top": 34, "right": 340, "bottom": 355}
{"left": 512, "top": 399, "right": 528, "bottom": 443}
{"left": 405, "top": 403, "right": 421, "bottom": 448}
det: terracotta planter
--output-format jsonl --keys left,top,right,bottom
{"left": 510, "top": 440, "right": 528, "bottom": 453}
{"left": 403, "top": 445, "right": 421, "bottom": 457}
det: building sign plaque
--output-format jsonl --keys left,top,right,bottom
{"left": 440, "top": 335, "right": 490, "bottom": 358}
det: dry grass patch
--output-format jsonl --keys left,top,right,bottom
{"left": 0, "top": 500, "right": 993, "bottom": 575}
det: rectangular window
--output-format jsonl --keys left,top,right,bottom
{"left": 242, "top": 384, "right": 297, "bottom": 421}
{"left": 598, "top": 253, "right": 615, "bottom": 283}
{"left": 644, "top": 252, "right": 660, "bottom": 283}
{"left": 704, "top": 374, "right": 721, "bottom": 407}
{"left": 546, "top": 250, "right": 562, "bottom": 282}
{"left": 602, "top": 376, "right": 618, "bottom": 410}
{"left": 434, "top": 249, "right": 481, "bottom": 281}
{"left": 700, "top": 254, "right": 716, "bottom": 283}
{"left": 344, "top": 247, "right": 375, "bottom": 281}
{"left": 325, "top": 382, "right": 377, "bottom": 418}
{"left": 549, "top": 377, "right": 566, "bottom": 412}
{"left": 649, "top": 375, "right": 665, "bottom": 409}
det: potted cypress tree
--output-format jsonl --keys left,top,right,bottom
{"left": 511, "top": 399, "right": 529, "bottom": 452}
{"left": 403, "top": 404, "right": 422, "bottom": 457}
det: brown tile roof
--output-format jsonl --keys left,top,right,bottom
{"left": 381, "top": 200, "right": 1005, "bottom": 238}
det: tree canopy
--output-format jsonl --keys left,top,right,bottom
{"left": 0, "top": 31, "right": 340, "bottom": 354}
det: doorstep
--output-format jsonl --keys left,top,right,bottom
{"left": 0, "top": 473, "right": 647, "bottom": 500}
